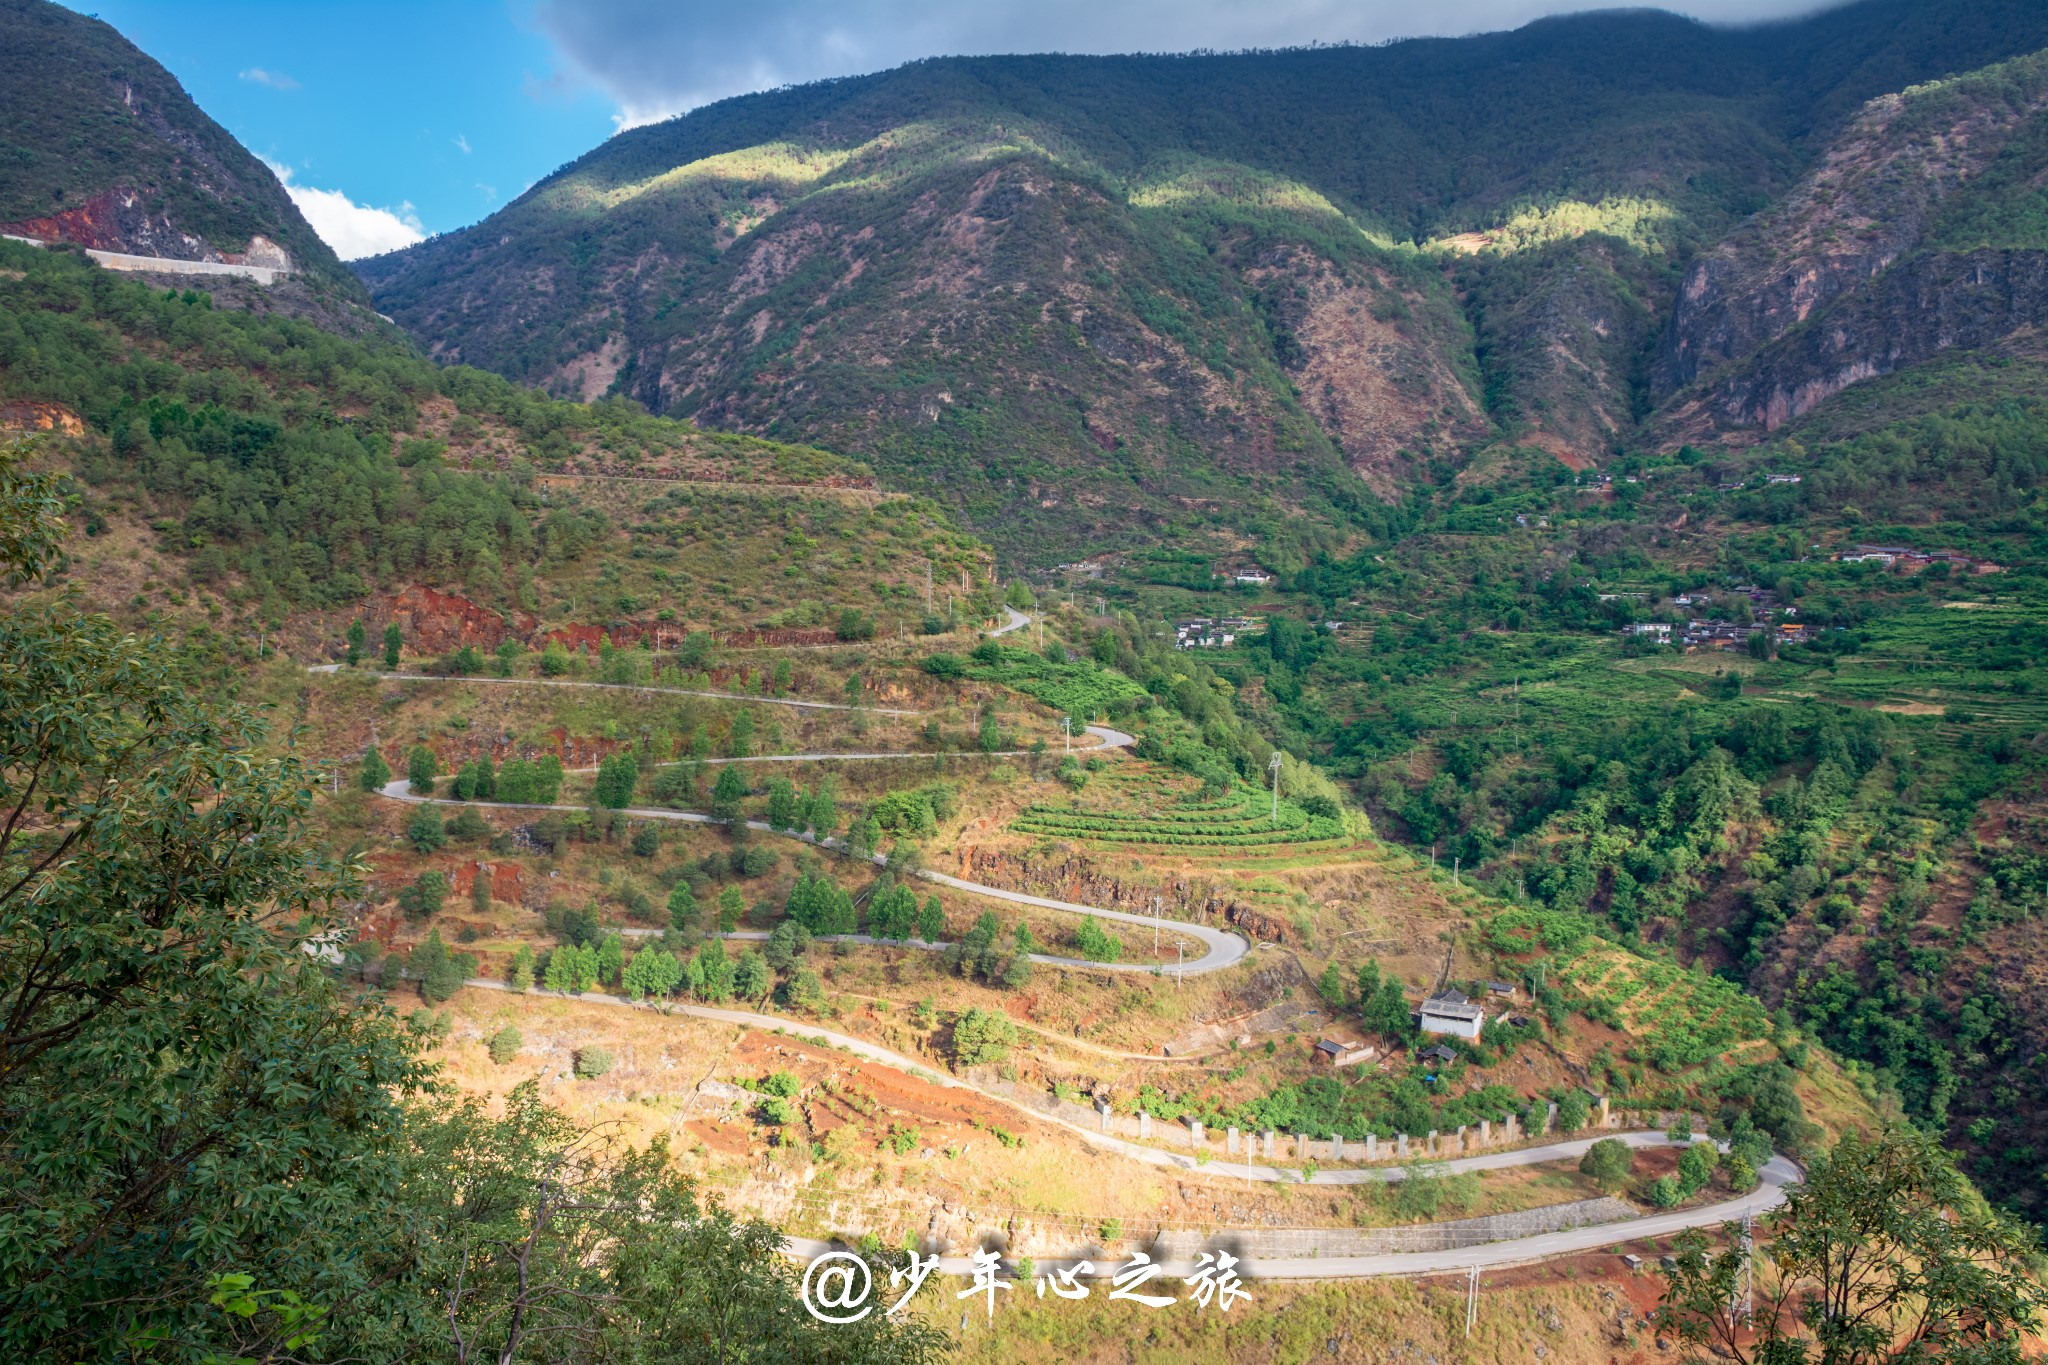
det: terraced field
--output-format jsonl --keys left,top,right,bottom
{"left": 1556, "top": 948, "right": 1773, "bottom": 1073}
{"left": 1012, "top": 770, "right": 1352, "bottom": 851}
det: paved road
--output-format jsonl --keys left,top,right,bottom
{"left": 459, "top": 981, "right": 1791, "bottom": 1280}
{"left": 308, "top": 665, "right": 922, "bottom": 716}
{"left": 989, "top": 606, "right": 1031, "bottom": 637}
{"left": 376, "top": 719, "right": 1243, "bottom": 978}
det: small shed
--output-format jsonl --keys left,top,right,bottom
{"left": 1315, "top": 1037, "right": 1376, "bottom": 1068}
{"left": 1421, "top": 1044, "right": 1457, "bottom": 1067}
{"left": 1419, "top": 988, "right": 1485, "bottom": 1039}
{"left": 1486, "top": 981, "right": 1517, "bottom": 998}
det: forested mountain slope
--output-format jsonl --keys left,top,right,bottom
{"left": 0, "top": 0, "right": 365, "bottom": 301}
{"left": 358, "top": 0, "right": 2048, "bottom": 560}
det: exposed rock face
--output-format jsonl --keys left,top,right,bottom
{"left": 1246, "top": 246, "right": 1486, "bottom": 486}
{"left": 1676, "top": 247, "right": 2048, "bottom": 430}
{"left": 0, "top": 399, "right": 84, "bottom": 435}
{"left": 1652, "top": 51, "right": 2048, "bottom": 430}
{"left": 1, "top": 188, "right": 292, "bottom": 269}
{"left": 379, "top": 585, "right": 531, "bottom": 656}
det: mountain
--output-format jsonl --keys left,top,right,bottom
{"left": 0, "top": 0, "right": 366, "bottom": 304}
{"left": 358, "top": 0, "right": 2048, "bottom": 562}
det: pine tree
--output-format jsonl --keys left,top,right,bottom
{"left": 1318, "top": 961, "right": 1347, "bottom": 1007}
{"left": 383, "top": 622, "right": 402, "bottom": 668}
{"left": 470, "top": 866, "right": 492, "bottom": 912}
{"left": 573, "top": 943, "right": 600, "bottom": 993}
{"left": 804, "top": 777, "right": 837, "bottom": 838}
{"left": 345, "top": 617, "right": 365, "bottom": 666}
{"left": 407, "top": 746, "right": 438, "bottom": 795}
{"left": 507, "top": 943, "right": 534, "bottom": 992}
{"left": 728, "top": 710, "right": 755, "bottom": 758}
{"left": 717, "top": 885, "right": 744, "bottom": 932}
{"left": 917, "top": 897, "right": 946, "bottom": 944}
{"left": 696, "top": 938, "right": 733, "bottom": 1002}
{"left": 710, "top": 764, "right": 747, "bottom": 821}
{"left": 406, "top": 805, "right": 446, "bottom": 854}
{"left": 597, "top": 932, "right": 625, "bottom": 989}
{"left": 542, "top": 947, "right": 571, "bottom": 992}
{"left": 358, "top": 745, "right": 390, "bottom": 792}
{"left": 593, "top": 753, "right": 639, "bottom": 809}
{"left": 667, "top": 880, "right": 699, "bottom": 928}
{"left": 735, "top": 950, "right": 772, "bottom": 1001}
{"left": 765, "top": 777, "right": 797, "bottom": 831}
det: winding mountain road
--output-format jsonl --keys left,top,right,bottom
{"left": 459, "top": 979, "right": 1793, "bottom": 1280}
{"left": 374, "top": 713, "right": 1243, "bottom": 977}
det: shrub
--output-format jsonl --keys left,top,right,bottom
{"left": 395, "top": 870, "right": 447, "bottom": 920}
{"left": 405, "top": 806, "right": 446, "bottom": 854}
{"left": 952, "top": 1008, "right": 1019, "bottom": 1067}
{"left": 358, "top": 746, "right": 391, "bottom": 791}
{"left": 758, "top": 1097, "right": 794, "bottom": 1125}
{"left": 447, "top": 806, "right": 491, "bottom": 842}
{"left": 488, "top": 1026, "right": 522, "bottom": 1065}
{"left": 760, "top": 1070, "right": 801, "bottom": 1098}
{"left": 1678, "top": 1141, "right": 1718, "bottom": 1195}
{"left": 631, "top": 825, "right": 660, "bottom": 857}
{"left": 1647, "top": 1174, "right": 1683, "bottom": 1209}
{"left": 1579, "top": 1137, "right": 1635, "bottom": 1188}
{"left": 572, "top": 1047, "right": 614, "bottom": 1079}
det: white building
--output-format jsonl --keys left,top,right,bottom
{"left": 1418, "top": 989, "right": 1485, "bottom": 1040}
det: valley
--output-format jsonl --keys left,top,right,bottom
{"left": 4, "top": 0, "right": 2048, "bottom": 1360}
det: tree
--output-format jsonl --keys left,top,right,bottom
{"left": 1677, "top": 1141, "right": 1717, "bottom": 1195}
{"left": 0, "top": 443, "right": 438, "bottom": 1362}
{"left": 453, "top": 755, "right": 495, "bottom": 801}
{"left": 766, "top": 776, "right": 798, "bottom": 831}
{"left": 710, "top": 764, "right": 747, "bottom": 821}
{"left": 953, "top": 1008, "right": 1019, "bottom": 1067}
{"left": 407, "top": 745, "right": 439, "bottom": 795}
{"left": 622, "top": 948, "right": 682, "bottom": 1001}
{"left": 542, "top": 948, "right": 573, "bottom": 993}
{"left": 1318, "top": 961, "right": 1346, "bottom": 1007}
{"left": 1579, "top": 1137, "right": 1635, "bottom": 1189}
{"left": 979, "top": 713, "right": 1002, "bottom": 752}
{"left": 409, "top": 929, "right": 476, "bottom": 1004}
{"left": 1072, "top": 915, "right": 1121, "bottom": 962}
{"left": 358, "top": 745, "right": 391, "bottom": 792}
{"left": 734, "top": 950, "right": 772, "bottom": 1001}
{"left": 507, "top": 943, "right": 534, "bottom": 992}
{"left": 346, "top": 617, "right": 366, "bottom": 666}
{"left": 597, "top": 932, "right": 626, "bottom": 990}
{"left": 1555, "top": 1090, "right": 1590, "bottom": 1133}
{"left": 917, "top": 897, "right": 947, "bottom": 944}
{"left": 593, "top": 753, "right": 639, "bottom": 809}
{"left": 383, "top": 621, "right": 402, "bottom": 667}
{"left": 766, "top": 920, "right": 809, "bottom": 972}
{"left": 717, "top": 885, "right": 745, "bottom": 932}
{"left": 396, "top": 870, "right": 448, "bottom": 920}
{"left": 666, "top": 880, "right": 698, "bottom": 929}
{"left": 695, "top": 938, "right": 734, "bottom": 1002}
{"left": 804, "top": 777, "right": 838, "bottom": 838}
{"left": 728, "top": 710, "right": 755, "bottom": 758}
{"left": 867, "top": 882, "right": 919, "bottom": 941}
{"left": 406, "top": 804, "right": 446, "bottom": 854}
{"left": 1659, "top": 1126, "right": 2046, "bottom": 1365}
{"left": 1361, "top": 966, "right": 1413, "bottom": 1039}
{"left": 470, "top": 865, "right": 493, "bottom": 913}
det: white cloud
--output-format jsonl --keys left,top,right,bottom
{"left": 264, "top": 160, "right": 425, "bottom": 260}
{"left": 532, "top": 0, "right": 1834, "bottom": 129}
{"left": 238, "top": 67, "right": 300, "bottom": 91}
{"left": 454, "top": 133, "right": 472, "bottom": 154}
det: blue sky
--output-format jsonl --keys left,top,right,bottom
{"left": 73, "top": 0, "right": 1831, "bottom": 259}
{"left": 81, "top": 1, "right": 619, "bottom": 254}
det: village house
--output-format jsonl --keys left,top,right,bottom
{"left": 1313, "top": 1038, "right": 1376, "bottom": 1068}
{"left": 1173, "top": 616, "right": 1261, "bottom": 649}
{"left": 1418, "top": 989, "right": 1485, "bottom": 1039}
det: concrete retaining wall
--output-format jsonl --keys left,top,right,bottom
{"left": 1149, "top": 1196, "right": 1640, "bottom": 1260}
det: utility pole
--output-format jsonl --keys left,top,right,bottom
{"left": 1465, "top": 1265, "right": 1479, "bottom": 1337}
{"left": 1453, "top": 855, "right": 1460, "bottom": 885}
{"left": 1152, "top": 895, "right": 1162, "bottom": 956}
{"left": 1062, "top": 716, "right": 1071, "bottom": 754}
{"left": 1269, "top": 751, "right": 1283, "bottom": 825}
{"left": 924, "top": 560, "right": 933, "bottom": 613}
{"left": 1177, "top": 940, "right": 1184, "bottom": 989}
{"left": 1735, "top": 1212, "right": 1754, "bottom": 1325}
